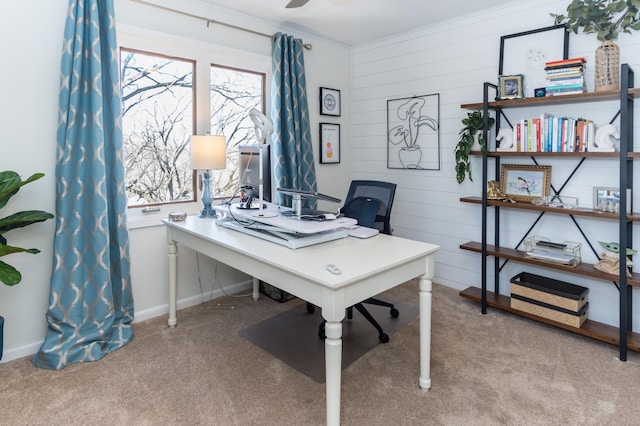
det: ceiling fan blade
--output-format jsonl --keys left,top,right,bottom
{"left": 286, "top": 0, "right": 310, "bottom": 8}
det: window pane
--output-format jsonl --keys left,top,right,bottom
{"left": 210, "top": 65, "right": 265, "bottom": 198}
{"left": 121, "top": 49, "right": 195, "bottom": 207}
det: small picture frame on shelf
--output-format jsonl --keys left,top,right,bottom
{"left": 500, "top": 164, "right": 551, "bottom": 202}
{"left": 497, "top": 75, "right": 524, "bottom": 100}
{"left": 320, "top": 87, "right": 341, "bottom": 116}
{"left": 593, "top": 187, "right": 631, "bottom": 213}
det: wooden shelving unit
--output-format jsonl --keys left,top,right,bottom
{"left": 459, "top": 241, "right": 640, "bottom": 287}
{"left": 459, "top": 286, "right": 640, "bottom": 352}
{"left": 460, "top": 197, "right": 640, "bottom": 221}
{"left": 459, "top": 64, "right": 637, "bottom": 360}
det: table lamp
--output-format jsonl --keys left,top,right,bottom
{"left": 191, "top": 135, "right": 227, "bottom": 218}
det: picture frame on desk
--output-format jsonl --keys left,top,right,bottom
{"left": 500, "top": 164, "right": 551, "bottom": 202}
{"left": 497, "top": 74, "right": 524, "bottom": 100}
{"left": 499, "top": 24, "right": 569, "bottom": 98}
{"left": 319, "top": 87, "right": 341, "bottom": 116}
{"left": 319, "top": 122, "right": 340, "bottom": 164}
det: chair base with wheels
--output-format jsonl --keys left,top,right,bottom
{"left": 306, "top": 298, "right": 399, "bottom": 343}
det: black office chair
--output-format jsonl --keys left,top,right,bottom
{"left": 309, "top": 180, "right": 399, "bottom": 343}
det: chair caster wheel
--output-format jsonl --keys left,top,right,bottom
{"left": 379, "top": 333, "right": 390, "bottom": 343}
{"left": 390, "top": 308, "right": 399, "bottom": 318}
{"left": 318, "top": 324, "right": 326, "bottom": 340}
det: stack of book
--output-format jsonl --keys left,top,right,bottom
{"left": 545, "top": 57, "right": 587, "bottom": 96}
{"left": 515, "top": 113, "right": 595, "bottom": 152}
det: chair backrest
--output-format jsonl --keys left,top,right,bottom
{"left": 342, "top": 180, "right": 396, "bottom": 235}
{"left": 340, "top": 197, "right": 381, "bottom": 229}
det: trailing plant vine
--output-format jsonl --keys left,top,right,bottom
{"left": 455, "top": 111, "right": 495, "bottom": 184}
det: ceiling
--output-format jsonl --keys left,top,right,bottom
{"left": 201, "top": 0, "right": 516, "bottom": 45}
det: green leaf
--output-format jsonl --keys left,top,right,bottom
{"left": 0, "top": 244, "right": 41, "bottom": 257}
{"left": 554, "top": 0, "right": 640, "bottom": 41}
{"left": 0, "top": 171, "right": 45, "bottom": 210}
{"left": 0, "top": 259, "right": 21, "bottom": 286}
{"left": 0, "top": 170, "right": 52, "bottom": 286}
{"left": 0, "top": 210, "right": 54, "bottom": 235}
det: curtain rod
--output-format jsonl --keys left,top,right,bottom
{"left": 130, "top": 0, "right": 312, "bottom": 50}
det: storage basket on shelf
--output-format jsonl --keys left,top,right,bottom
{"left": 510, "top": 272, "right": 589, "bottom": 328}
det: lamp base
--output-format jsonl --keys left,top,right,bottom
{"left": 198, "top": 203, "right": 218, "bottom": 218}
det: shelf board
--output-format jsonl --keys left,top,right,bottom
{"left": 460, "top": 196, "right": 640, "bottom": 221}
{"left": 459, "top": 286, "right": 640, "bottom": 352}
{"left": 460, "top": 241, "right": 640, "bottom": 287}
{"left": 461, "top": 88, "right": 640, "bottom": 110}
{"left": 467, "top": 150, "right": 621, "bottom": 158}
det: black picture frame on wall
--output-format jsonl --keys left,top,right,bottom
{"left": 319, "top": 87, "right": 341, "bottom": 116}
{"left": 499, "top": 24, "right": 569, "bottom": 98}
{"left": 319, "top": 123, "right": 340, "bottom": 164}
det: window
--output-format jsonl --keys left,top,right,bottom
{"left": 120, "top": 50, "right": 266, "bottom": 207}
{"left": 120, "top": 48, "right": 195, "bottom": 207}
{"left": 210, "top": 65, "right": 265, "bottom": 198}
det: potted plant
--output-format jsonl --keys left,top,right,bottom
{"left": 0, "top": 171, "right": 53, "bottom": 360}
{"left": 552, "top": 0, "right": 640, "bottom": 91}
{"left": 455, "top": 111, "right": 495, "bottom": 184}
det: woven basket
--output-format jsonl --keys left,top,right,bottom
{"left": 594, "top": 41, "right": 620, "bottom": 92}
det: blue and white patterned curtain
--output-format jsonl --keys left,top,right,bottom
{"left": 32, "top": 0, "right": 134, "bottom": 370}
{"left": 271, "top": 32, "right": 317, "bottom": 207}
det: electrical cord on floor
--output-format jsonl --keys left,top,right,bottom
{"left": 196, "top": 252, "right": 252, "bottom": 311}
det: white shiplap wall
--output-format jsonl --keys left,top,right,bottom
{"left": 351, "top": 0, "right": 640, "bottom": 329}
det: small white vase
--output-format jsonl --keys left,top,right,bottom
{"left": 471, "top": 130, "right": 483, "bottom": 151}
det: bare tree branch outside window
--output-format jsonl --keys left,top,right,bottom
{"left": 211, "top": 65, "right": 265, "bottom": 198}
{"left": 120, "top": 49, "right": 264, "bottom": 207}
{"left": 121, "top": 49, "right": 195, "bottom": 207}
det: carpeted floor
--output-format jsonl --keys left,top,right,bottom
{"left": 2, "top": 281, "right": 640, "bottom": 425}
{"left": 238, "top": 299, "right": 418, "bottom": 383}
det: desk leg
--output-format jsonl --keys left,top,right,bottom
{"left": 168, "top": 240, "right": 178, "bottom": 328}
{"left": 324, "top": 321, "right": 342, "bottom": 426}
{"left": 419, "top": 274, "right": 432, "bottom": 390}
{"left": 252, "top": 277, "right": 260, "bottom": 301}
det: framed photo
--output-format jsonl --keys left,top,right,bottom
{"left": 500, "top": 164, "right": 551, "bottom": 202}
{"left": 593, "top": 187, "right": 630, "bottom": 213}
{"left": 320, "top": 87, "right": 341, "bottom": 116}
{"left": 319, "top": 123, "right": 340, "bottom": 164}
{"left": 499, "top": 24, "right": 569, "bottom": 98}
{"left": 386, "top": 93, "right": 440, "bottom": 170}
{"left": 498, "top": 75, "right": 524, "bottom": 100}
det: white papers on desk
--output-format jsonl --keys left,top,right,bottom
{"left": 214, "top": 203, "right": 357, "bottom": 234}
{"left": 348, "top": 226, "right": 379, "bottom": 239}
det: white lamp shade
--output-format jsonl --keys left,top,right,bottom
{"left": 191, "top": 135, "right": 227, "bottom": 170}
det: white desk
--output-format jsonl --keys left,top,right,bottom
{"left": 164, "top": 216, "right": 439, "bottom": 426}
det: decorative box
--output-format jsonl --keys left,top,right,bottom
{"left": 510, "top": 297, "right": 589, "bottom": 328}
{"left": 510, "top": 272, "right": 589, "bottom": 328}
{"left": 510, "top": 272, "right": 588, "bottom": 312}
{"left": 523, "top": 236, "right": 581, "bottom": 267}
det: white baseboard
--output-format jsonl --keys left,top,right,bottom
{"left": 133, "top": 280, "right": 253, "bottom": 322}
{"left": 0, "top": 280, "right": 253, "bottom": 364}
